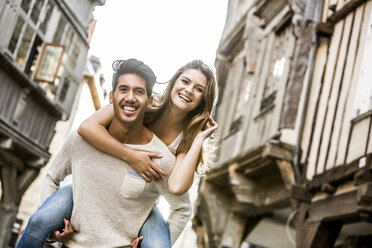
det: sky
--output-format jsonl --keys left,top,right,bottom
{"left": 89, "top": 0, "right": 228, "bottom": 96}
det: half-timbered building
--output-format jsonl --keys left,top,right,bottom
{"left": 193, "top": 0, "right": 313, "bottom": 246}
{"left": 0, "top": 0, "right": 105, "bottom": 246}
{"left": 193, "top": 0, "right": 372, "bottom": 247}
{"left": 297, "top": 0, "right": 372, "bottom": 246}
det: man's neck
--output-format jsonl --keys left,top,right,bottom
{"left": 108, "top": 118, "right": 152, "bottom": 145}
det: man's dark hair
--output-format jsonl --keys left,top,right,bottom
{"left": 111, "top": 59, "right": 156, "bottom": 97}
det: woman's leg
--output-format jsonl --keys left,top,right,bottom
{"left": 139, "top": 205, "right": 171, "bottom": 248}
{"left": 16, "top": 184, "right": 73, "bottom": 248}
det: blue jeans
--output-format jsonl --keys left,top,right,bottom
{"left": 16, "top": 185, "right": 171, "bottom": 248}
{"left": 139, "top": 204, "right": 171, "bottom": 248}
{"left": 16, "top": 185, "right": 73, "bottom": 248}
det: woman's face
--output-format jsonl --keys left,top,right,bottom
{"left": 170, "top": 69, "right": 207, "bottom": 113}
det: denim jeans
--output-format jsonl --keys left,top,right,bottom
{"left": 16, "top": 184, "right": 171, "bottom": 248}
{"left": 16, "top": 185, "right": 74, "bottom": 248}
{"left": 139, "top": 204, "right": 171, "bottom": 248}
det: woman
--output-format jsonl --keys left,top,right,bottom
{"left": 17, "top": 60, "right": 218, "bottom": 248}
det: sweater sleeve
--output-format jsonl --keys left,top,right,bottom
{"left": 40, "top": 131, "right": 75, "bottom": 204}
{"left": 153, "top": 179, "right": 192, "bottom": 245}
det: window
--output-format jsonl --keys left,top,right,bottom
{"left": 30, "top": 0, "right": 44, "bottom": 24}
{"left": 58, "top": 76, "right": 70, "bottom": 103}
{"left": 15, "top": 24, "right": 34, "bottom": 68}
{"left": 53, "top": 16, "right": 67, "bottom": 44}
{"left": 260, "top": 26, "right": 291, "bottom": 110}
{"left": 21, "top": 0, "right": 32, "bottom": 14}
{"left": 25, "top": 35, "right": 43, "bottom": 76}
{"left": 8, "top": 16, "right": 25, "bottom": 54}
{"left": 68, "top": 40, "right": 81, "bottom": 69}
{"left": 39, "top": 1, "right": 55, "bottom": 34}
{"left": 34, "top": 43, "right": 64, "bottom": 83}
{"left": 63, "top": 26, "right": 74, "bottom": 49}
{"left": 5, "top": 0, "right": 83, "bottom": 108}
{"left": 8, "top": 0, "right": 49, "bottom": 70}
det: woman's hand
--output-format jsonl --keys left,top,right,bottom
{"left": 127, "top": 150, "right": 167, "bottom": 182}
{"left": 131, "top": 236, "right": 144, "bottom": 247}
{"left": 50, "top": 218, "right": 73, "bottom": 243}
{"left": 197, "top": 118, "right": 218, "bottom": 140}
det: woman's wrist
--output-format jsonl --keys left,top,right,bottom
{"left": 193, "top": 135, "right": 205, "bottom": 146}
{"left": 120, "top": 145, "right": 133, "bottom": 162}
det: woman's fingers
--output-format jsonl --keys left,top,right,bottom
{"left": 147, "top": 153, "right": 167, "bottom": 176}
{"left": 146, "top": 168, "right": 160, "bottom": 180}
{"left": 140, "top": 173, "right": 150, "bottom": 182}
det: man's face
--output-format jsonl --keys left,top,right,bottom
{"left": 110, "top": 73, "right": 153, "bottom": 125}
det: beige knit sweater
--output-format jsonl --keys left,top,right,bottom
{"left": 41, "top": 131, "right": 192, "bottom": 248}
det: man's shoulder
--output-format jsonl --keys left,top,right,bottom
{"left": 65, "top": 130, "right": 96, "bottom": 153}
{"left": 151, "top": 133, "right": 174, "bottom": 156}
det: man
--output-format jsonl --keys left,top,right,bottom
{"left": 41, "top": 59, "right": 191, "bottom": 247}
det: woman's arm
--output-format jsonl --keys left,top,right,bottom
{"left": 77, "top": 104, "right": 166, "bottom": 181}
{"left": 168, "top": 119, "right": 218, "bottom": 195}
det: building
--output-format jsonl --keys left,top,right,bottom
{"left": 296, "top": 0, "right": 372, "bottom": 246}
{"left": 16, "top": 53, "right": 107, "bottom": 246}
{"left": 193, "top": 0, "right": 311, "bottom": 246}
{"left": 193, "top": 0, "right": 372, "bottom": 247}
{"left": 0, "top": 0, "right": 105, "bottom": 246}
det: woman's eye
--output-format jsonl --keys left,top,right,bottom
{"left": 181, "top": 79, "right": 189, "bottom": 84}
{"left": 196, "top": 88, "right": 203, "bottom": 93}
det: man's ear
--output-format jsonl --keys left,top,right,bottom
{"left": 109, "top": 91, "right": 113, "bottom": 104}
{"left": 147, "top": 95, "right": 153, "bottom": 108}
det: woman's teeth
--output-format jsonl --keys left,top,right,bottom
{"left": 179, "top": 94, "right": 191, "bottom": 102}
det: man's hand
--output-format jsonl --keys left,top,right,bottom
{"left": 50, "top": 218, "right": 73, "bottom": 243}
{"left": 127, "top": 150, "right": 167, "bottom": 182}
{"left": 131, "top": 236, "right": 144, "bottom": 247}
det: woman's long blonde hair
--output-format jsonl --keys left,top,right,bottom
{"left": 144, "top": 60, "right": 218, "bottom": 172}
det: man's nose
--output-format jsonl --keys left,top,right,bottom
{"left": 125, "top": 90, "right": 136, "bottom": 102}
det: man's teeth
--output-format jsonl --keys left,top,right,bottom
{"left": 179, "top": 94, "right": 191, "bottom": 102}
{"left": 123, "top": 106, "right": 136, "bottom": 111}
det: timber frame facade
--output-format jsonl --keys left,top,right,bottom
{"left": 193, "top": 0, "right": 372, "bottom": 247}
{"left": 0, "top": 0, "right": 105, "bottom": 246}
{"left": 297, "top": 0, "right": 372, "bottom": 247}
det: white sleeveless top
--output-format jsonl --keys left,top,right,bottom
{"left": 167, "top": 132, "right": 183, "bottom": 155}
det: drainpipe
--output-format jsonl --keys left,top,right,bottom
{"left": 292, "top": 0, "right": 324, "bottom": 185}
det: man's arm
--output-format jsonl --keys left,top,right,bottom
{"left": 40, "top": 132, "right": 75, "bottom": 204}
{"left": 154, "top": 180, "right": 192, "bottom": 245}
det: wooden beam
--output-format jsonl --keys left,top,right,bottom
{"left": 308, "top": 190, "right": 359, "bottom": 223}
{"left": 0, "top": 149, "right": 24, "bottom": 171}
{"left": 0, "top": 138, "right": 13, "bottom": 149}
{"left": 276, "top": 160, "right": 295, "bottom": 190}
{"left": 17, "top": 168, "right": 40, "bottom": 203}
{"left": 328, "top": 0, "right": 366, "bottom": 23}
{"left": 307, "top": 159, "right": 362, "bottom": 191}
{"left": 291, "top": 184, "right": 312, "bottom": 203}
{"left": 298, "top": 221, "right": 342, "bottom": 248}
{"left": 26, "top": 157, "right": 47, "bottom": 168}
{"left": 357, "top": 182, "right": 372, "bottom": 221}
{"left": 354, "top": 168, "right": 372, "bottom": 186}
{"left": 316, "top": 22, "right": 334, "bottom": 37}
{"left": 0, "top": 167, "right": 17, "bottom": 206}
